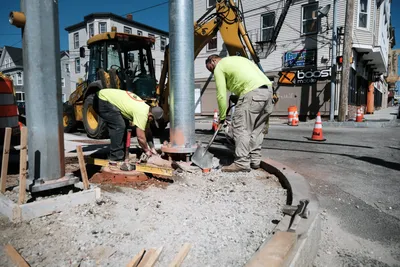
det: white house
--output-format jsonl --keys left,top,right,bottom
{"left": 65, "top": 13, "right": 169, "bottom": 92}
{"left": 194, "top": 0, "right": 392, "bottom": 117}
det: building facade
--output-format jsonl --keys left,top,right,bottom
{"left": 60, "top": 50, "right": 72, "bottom": 102}
{"left": 194, "top": 0, "right": 392, "bottom": 118}
{"left": 64, "top": 13, "right": 169, "bottom": 93}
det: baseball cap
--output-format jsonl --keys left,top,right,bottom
{"left": 150, "top": 106, "right": 164, "bottom": 128}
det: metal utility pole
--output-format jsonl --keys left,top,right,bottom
{"left": 338, "top": 0, "right": 355, "bottom": 121}
{"left": 330, "top": 0, "right": 337, "bottom": 121}
{"left": 163, "top": 0, "right": 196, "bottom": 154}
{"left": 21, "top": 0, "right": 78, "bottom": 191}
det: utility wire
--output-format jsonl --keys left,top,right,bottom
{"left": 121, "top": 1, "right": 168, "bottom": 17}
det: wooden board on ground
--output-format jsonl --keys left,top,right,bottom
{"left": 18, "top": 127, "right": 27, "bottom": 205}
{"left": 137, "top": 248, "right": 155, "bottom": 267}
{"left": 126, "top": 249, "right": 145, "bottom": 267}
{"left": 4, "top": 244, "right": 30, "bottom": 267}
{"left": 77, "top": 145, "right": 90, "bottom": 189}
{"left": 143, "top": 247, "right": 163, "bottom": 267}
{"left": 169, "top": 243, "right": 192, "bottom": 267}
{"left": 1, "top": 127, "right": 12, "bottom": 193}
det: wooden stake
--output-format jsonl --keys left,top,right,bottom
{"left": 137, "top": 249, "right": 155, "bottom": 267}
{"left": 76, "top": 146, "right": 89, "bottom": 190}
{"left": 126, "top": 249, "right": 146, "bottom": 267}
{"left": 168, "top": 243, "right": 192, "bottom": 267}
{"left": 4, "top": 244, "right": 30, "bottom": 267}
{"left": 141, "top": 247, "right": 163, "bottom": 267}
{"left": 1, "top": 127, "right": 12, "bottom": 193}
{"left": 18, "top": 127, "right": 27, "bottom": 205}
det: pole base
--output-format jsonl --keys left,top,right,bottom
{"left": 27, "top": 173, "right": 80, "bottom": 193}
{"left": 161, "top": 143, "right": 197, "bottom": 154}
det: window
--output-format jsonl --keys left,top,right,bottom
{"left": 61, "top": 77, "right": 65, "bottom": 87}
{"left": 137, "top": 30, "right": 143, "bottom": 36}
{"left": 207, "top": 36, "right": 217, "bottom": 50}
{"left": 17, "top": 72, "right": 23, "bottom": 85}
{"left": 148, "top": 34, "right": 155, "bottom": 50}
{"left": 4, "top": 59, "right": 9, "bottom": 68}
{"left": 161, "top": 37, "right": 166, "bottom": 52}
{"left": 124, "top": 26, "right": 132, "bottom": 34}
{"left": 358, "top": 0, "right": 369, "bottom": 29}
{"left": 161, "top": 60, "right": 164, "bottom": 72}
{"left": 65, "top": 63, "right": 70, "bottom": 73}
{"left": 99, "top": 22, "right": 107, "bottom": 33}
{"left": 75, "top": 58, "right": 80, "bottom": 73}
{"left": 208, "top": 0, "right": 216, "bottom": 7}
{"left": 302, "top": 3, "right": 318, "bottom": 35}
{"left": 89, "top": 23, "right": 94, "bottom": 37}
{"left": 16, "top": 91, "right": 25, "bottom": 102}
{"left": 73, "top": 32, "right": 79, "bottom": 49}
{"left": 261, "top": 13, "right": 275, "bottom": 41}
{"left": 62, "top": 94, "right": 66, "bottom": 103}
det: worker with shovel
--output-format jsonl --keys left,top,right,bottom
{"left": 93, "top": 88, "right": 163, "bottom": 169}
{"left": 205, "top": 55, "right": 274, "bottom": 172}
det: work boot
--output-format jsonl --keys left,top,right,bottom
{"left": 250, "top": 163, "right": 260, "bottom": 170}
{"left": 221, "top": 163, "right": 251, "bottom": 173}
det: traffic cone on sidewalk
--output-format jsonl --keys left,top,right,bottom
{"left": 356, "top": 108, "right": 363, "bottom": 122}
{"left": 212, "top": 109, "right": 219, "bottom": 132}
{"left": 309, "top": 112, "right": 326, "bottom": 141}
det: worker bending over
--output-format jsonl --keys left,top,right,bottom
{"left": 205, "top": 55, "right": 274, "bottom": 172}
{"left": 94, "top": 88, "right": 163, "bottom": 168}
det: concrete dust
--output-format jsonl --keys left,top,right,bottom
{"left": 0, "top": 168, "right": 286, "bottom": 267}
{"left": 314, "top": 212, "right": 400, "bottom": 267}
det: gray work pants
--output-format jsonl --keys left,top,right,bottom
{"left": 232, "top": 87, "right": 273, "bottom": 168}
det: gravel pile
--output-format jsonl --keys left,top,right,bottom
{"left": 0, "top": 168, "right": 286, "bottom": 267}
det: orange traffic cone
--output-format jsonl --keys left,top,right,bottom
{"left": 356, "top": 108, "right": 363, "bottom": 122}
{"left": 212, "top": 109, "right": 219, "bottom": 132}
{"left": 310, "top": 112, "right": 326, "bottom": 141}
{"left": 291, "top": 111, "right": 299, "bottom": 126}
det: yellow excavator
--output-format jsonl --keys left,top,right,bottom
{"left": 64, "top": 0, "right": 291, "bottom": 138}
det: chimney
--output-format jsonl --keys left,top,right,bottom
{"left": 126, "top": 14, "right": 133, "bottom": 21}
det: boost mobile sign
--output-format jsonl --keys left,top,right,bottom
{"left": 296, "top": 69, "right": 331, "bottom": 84}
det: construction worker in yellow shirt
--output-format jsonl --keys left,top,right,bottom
{"left": 205, "top": 55, "right": 274, "bottom": 172}
{"left": 93, "top": 88, "right": 163, "bottom": 169}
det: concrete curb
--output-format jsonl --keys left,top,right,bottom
{"left": 245, "top": 158, "right": 320, "bottom": 267}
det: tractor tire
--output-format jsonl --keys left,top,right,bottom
{"left": 83, "top": 94, "right": 108, "bottom": 139}
{"left": 63, "top": 102, "right": 77, "bottom": 133}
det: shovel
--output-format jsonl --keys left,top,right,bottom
{"left": 192, "top": 123, "right": 223, "bottom": 169}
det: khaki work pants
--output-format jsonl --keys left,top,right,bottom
{"left": 232, "top": 87, "right": 273, "bottom": 168}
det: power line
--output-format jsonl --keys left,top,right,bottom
{"left": 122, "top": 1, "right": 168, "bottom": 17}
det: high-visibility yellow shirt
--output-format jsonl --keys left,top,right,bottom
{"left": 213, "top": 56, "right": 272, "bottom": 120}
{"left": 97, "top": 89, "right": 149, "bottom": 130}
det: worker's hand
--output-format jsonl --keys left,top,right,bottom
{"left": 219, "top": 119, "right": 226, "bottom": 126}
{"left": 150, "top": 147, "right": 158, "bottom": 155}
{"left": 139, "top": 150, "right": 154, "bottom": 163}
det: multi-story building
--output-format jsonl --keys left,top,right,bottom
{"left": 65, "top": 13, "right": 169, "bottom": 92}
{"left": 194, "top": 0, "right": 392, "bottom": 118}
{"left": 0, "top": 46, "right": 74, "bottom": 110}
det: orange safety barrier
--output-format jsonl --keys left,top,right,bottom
{"left": 310, "top": 112, "right": 326, "bottom": 141}
{"left": 0, "top": 74, "right": 19, "bottom": 130}
{"left": 212, "top": 109, "right": 219, "bottom": 132}
{"left": 288, "top": 105, "right": 297, "bottom": 125}
{"left": 291, "top": 110, "right": 299, "bottom": 126}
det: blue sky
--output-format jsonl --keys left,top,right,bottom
{"left": 0, "top": 0, "right": 399, "bottom": 73}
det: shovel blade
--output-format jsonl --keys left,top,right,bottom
{"left": 191, "top": 146, "right": 214, "bottom": 170}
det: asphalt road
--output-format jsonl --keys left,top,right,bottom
{"left": 260, "top": 124, "right": 400, "bottom": 266}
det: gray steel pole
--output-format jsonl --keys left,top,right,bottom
{"left": 330, "top": 0, "right": 337, "bottom": 121}
{"left": 166, "top": 0, "right": 196, "bottom": 153}
{"left": 21, "top": 0, "right": 77, "bottom": 191}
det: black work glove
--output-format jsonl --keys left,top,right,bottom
{"left": 229, "top": 95, "right": 239, "bottom": 105}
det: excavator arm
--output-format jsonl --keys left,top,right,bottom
{"left": 158, "top": 0, "right": 264, "bottom": 121}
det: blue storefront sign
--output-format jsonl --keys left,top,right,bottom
{"left": 283, "top": 50, "right": 316, "bottom": 68}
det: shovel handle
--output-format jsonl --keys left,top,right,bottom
{"left": 203, "top": 123, "right": 223, "bottom": 153}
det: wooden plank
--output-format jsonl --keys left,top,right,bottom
{"left": 142, "top": 247, "right": 163, "bottom": 267}
{"left": 1, "top": 127, "right": 12, "bottom": 193}
{"left": 126, "top": 249, "right": 146, "bottom": 267}
{"left": 168, "top": 243, "right": 192, "bottom": 267}
{"left": 137, "top": 249, "right": 155, "bottom": 267}
{"left": 20, "top": 187, "right": 100, "bottom": 221}
{"left": 4, "top": 244, "right": 30, "bottom": 267}
{"left": 18, "top": 127, "right": 27, "bottom": 205}
{"left": 76, "top": 146, "right": 90, "bottom": 190}
{"left": 87, "top": 157, "right": 108, "bottom": 167}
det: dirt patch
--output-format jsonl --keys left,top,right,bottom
{"left": 0, "top": 168, "right": 286, "bottom": 267}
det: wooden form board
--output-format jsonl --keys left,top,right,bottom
{"left": 4, "top": 244, "right": 30, "bottom": 267}
{"left": 1, "top": 127, "right": 12, "bottom": 193}
{"left": 76, "top": 146, "right": 90, "bottom": 189}
{"left": 18, "top": 127, "right": 27, "bottom": 205}
{"left": 168, "top": 243, "right": 192, "bottom": 267}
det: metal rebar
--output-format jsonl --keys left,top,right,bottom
{"left": 330, "top": 0, "right": 337, "bottom": 122}
{"left": 21, "top": 0, "right": 70, "bottom": 190}
{"left": 167, "top": 0, "right": 196, "bottom": 152}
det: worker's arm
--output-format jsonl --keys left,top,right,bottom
{"left": 214, "top": 67, "right": 228, "bottom": 121}
{"left": 136, "top": 127, "right": 152, "bottom": 156}
{"left": 145, "top": 124, "right": 157, "bottom": 154}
